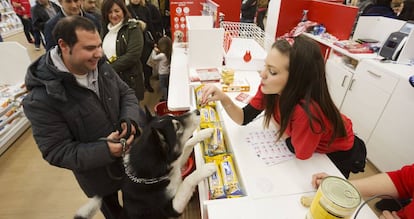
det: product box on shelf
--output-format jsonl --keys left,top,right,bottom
{"left": 221, "top": 78, "right": 250, "bottom": 92}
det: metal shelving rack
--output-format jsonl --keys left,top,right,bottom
{"left": 220, "top": 21, "right": 274, "bottom": 51}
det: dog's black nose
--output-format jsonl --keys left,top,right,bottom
{"left": 195, "top": 109, "right": 200, "bottom": 116}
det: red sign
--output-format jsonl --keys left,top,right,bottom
{"left": 170, "top": 0, "right": 203, "bottom": 42}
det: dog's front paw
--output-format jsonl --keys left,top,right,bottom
{"left": 199, "top": 163, "right": 217, "bottom": 177}
{"left": 195, "top": 128, "right": 214, "bottom": 141}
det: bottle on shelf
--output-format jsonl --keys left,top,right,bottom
{"left": 301, "top": 10, "right": 308, "bottom": 22}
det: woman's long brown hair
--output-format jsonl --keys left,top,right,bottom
{"left": 263, "top": 36, "right": 347, "bottom": 144}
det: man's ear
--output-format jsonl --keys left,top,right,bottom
{"left": 57, "top": 38, "right": 69, "bottom": 53}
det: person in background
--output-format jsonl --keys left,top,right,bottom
{"left": 201, "top": 36, "right": 367, "bottom": 179}
{"left": 312, "top": 163, "right": 414, "bottom": 219}
{"left": 101, "top": 0, "right": 146, "bottom": 101}
{"left": 82, "top": 0, "right": 102, "bottom": 26}
{"left": 158, "top": 0, "right": 171, "bottom": 37}
{"left": 0, "top": 12, "right": 3, "bottom": 42}
{"left": 357, "top": 0, "right": 375, "bottom": 13}
{"left": 31, "top": 0, "right": 61, "bottom": 49}
{"left": 146, "top": 0, "right": 163, "bottom": 42}
{"left": 391, "top": 0, "right": 404, "bottom": 15}
{"left": 11, "top": 0, "right": 35, "bottom": 44}
{"left": 127, "top": 0, "right": 155, "bottom": 93}
{"left": 150, "top": 36, "right": 171, "bottom": 102}
{"left": 43, "top": 0, "right": 102, "bottom": 50}
{"left": 241, "top": 0, "right": 257, "bottom": 23}
{"left": 361, "top": 0, "right": 397, "bottom": 18}
{"left": 256, "top": 0, "right": 268, "bottom": 30}
{"left": 397, "top": 0, "right": 414, "bottom": 21}
{"left": 22, "top": 16, "right": 141, "bottom": 219}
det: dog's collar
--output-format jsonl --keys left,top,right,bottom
{"left": 123, "top": 161, "right": 169, "bottom": 185}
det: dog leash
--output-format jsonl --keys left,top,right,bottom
{"left": 97, "top": 118, "right": 134, "bottom": 180}
{"left": 98, "top": 118, "right": 170, "bottom": 184}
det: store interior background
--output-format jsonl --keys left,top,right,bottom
{"left": 0, "top": 1, "right": 396, "bottom": 217}
{"left": 1, "top": 31, "right": 383, "bottom": 219}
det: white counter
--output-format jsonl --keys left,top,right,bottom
{"left": 168, "top": 43, "right": 192, "bottom": 111}
{"left": 169, "top": 42, "right": 378, "bottom": 219}
{"left": 302, "top": 33, "right": 380, "bottom": 61}
{"left": 206, "top": 192, "right": 377, "bottom": 219}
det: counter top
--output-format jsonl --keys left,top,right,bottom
{"left": 169, "top": 42, "right": 378, "bottom": 219}
{"left": 206, "top": 191, "right": 377, "bottom": 219}
{"left": 302, "top": 33, "right": 380, "bottom": 61}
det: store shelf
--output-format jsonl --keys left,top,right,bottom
{"left": 0, "top": 1, "right": 24, "bottom": 39}
{"left": 0, "top": 115, "right": 30, "bottom": 155}
{"left": 1, "top": 26, "right": 22, "bottom": 38}
{"left": 0, "top": 41, "right": 31, "bottom": 156}
{"left": 1, "top": 10, "right": 15, "bottom": 15}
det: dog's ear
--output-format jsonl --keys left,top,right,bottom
{"left": 151, "top": 127, "right": 169, "bottom": 158}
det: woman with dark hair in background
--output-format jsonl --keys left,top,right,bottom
{"left": 101, "top": 0, "right": 146, "bottom": 100}
{"left": 256, "top": 0, "right": 269, "bottom": 30}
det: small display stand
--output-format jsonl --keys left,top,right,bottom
{"left": 186, "top": 15, "right": 224, "bottom": 69}
{"left": 0, "top": 0, "right": 23, "bottom": 38}
{"left": 0, "top": 42, "right": 31, "bottom": 155}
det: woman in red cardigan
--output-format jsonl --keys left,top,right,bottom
{"left": 201, "top": 36, "right": 366, "bottom": 178}
{"left": 312, "top": 163, "right": 414, "bottom": 219}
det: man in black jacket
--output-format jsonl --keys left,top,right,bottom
{"left": 241, "top": 0, "right": 257, "bottom": 23}
{"left": 23, "top": 16, "right": 141, "bottom": 219}
{"left": 31, "top": 0, "right": 61, "bottom": 49}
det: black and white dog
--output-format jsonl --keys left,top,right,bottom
{"left": 74, "top": 108, "right": 216, "bottom": 219}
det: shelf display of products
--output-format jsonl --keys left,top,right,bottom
{"left": 0, "top": 0, "right": 23, "bottom": 38}
{"left": 194, "top": 85, "right": 244, "bottom": 200}
{"left": 0, "top": 83, "right": 30, "bottom": 155}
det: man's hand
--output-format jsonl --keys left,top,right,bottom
{"left": 106, "top": 130, "right": 134, "bottom": 157}
{"left": 119, "top": 121, "right": 136, "bottom": 138}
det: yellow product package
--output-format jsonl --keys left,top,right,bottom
{"left": 219, "top": 154, "right": 243, "bottom": 197}
{"left": 194, "top": 85, "right": 216, "bottom": 109}
{"left": 199, "top": 106, "right": 220, "bottom": 129}
{"left": 204, "top": 156, "right": 226, "bottom": 199}
{"left": 203, "top": 127, "right": 226, "bottom": 156}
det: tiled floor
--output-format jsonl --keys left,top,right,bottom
{"left": 0, "top": 32, "right": 381, "bottom": 219}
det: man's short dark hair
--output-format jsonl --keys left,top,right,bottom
{"left": 53, "top": 15, "right": 98, "bottom": 48}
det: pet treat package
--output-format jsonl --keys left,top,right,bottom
{"left": 219, "top": 154, "right": 243, "bottom": 197}
{"left": 205, "top": 157, "right": 226, "bottom": 199}
{"left": 194, "top": 85, "right": 216, "bottom": 109}
{"left": 199, "top": 106, "right": 220, "bottom": 129}
{"left": 203, "top": 127, "right": 226, "bottom": 156}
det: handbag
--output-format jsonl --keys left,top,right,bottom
{"left": 144, "top": 30, "right": 155, "bottom": 45}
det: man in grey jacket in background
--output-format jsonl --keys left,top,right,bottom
{"left": 23, "top": 16, "right": 141, "bottom": 219}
